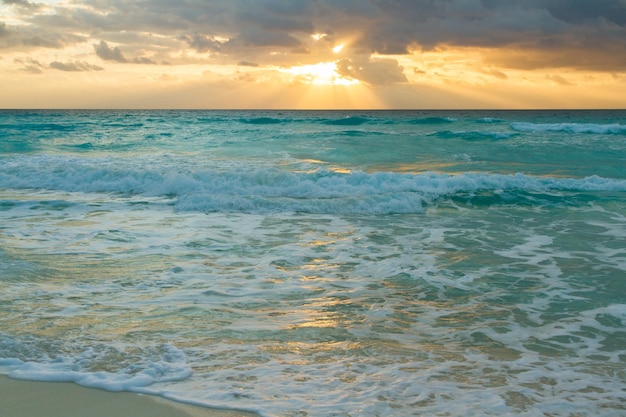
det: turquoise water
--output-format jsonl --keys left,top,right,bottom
{"left": 1, "top": 110, "right": 625, "bottom": 416}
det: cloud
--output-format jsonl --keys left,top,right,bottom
{"left": 0, "top": 22, "right": 86, "bottom": 49}
{"left": 94, "top": 40, "right": 127, "bottom": 62}
{"left": 13, "top": 57, "right": 104, "bottom": 72}
{"left": 181, "top": 34, "right": 224, "bottom": 53}
{"left": 93, "top": 40, "right": 158, "bottom": 64}
{"left": 482, "top": 68, "right": 508, "bottom": 80}
{"left": 49, "top": 60, "right": 103, "bottom": 71}
{"left": 0, "top": 22, "right": 9, "bottom": 38}
{"left": 14, "top": 56, "right": 44, "bottom": 73}
{"left": 236, "top": 26, "right": 301, "bottom": 47}
{"left": 132, "top": 56, "right": 156, "bottom": 65}
{"left": 1, "top": 0, "right": 41, "bottom": 10}
{"left": 22, "top": 34, "right": 74, "bottom": 48}
{"left": 242, "top": 1, "right": 313, "bottom": 28}
{"left": 484, "top": 45, "right": 626, "bottom": 71}
{"left": 546, "top": 74, "right": 574, "bottom": 86}
{"left": 540, "top": 0, "right": 626, "bottom": 26}
{"left": 4, "top": 0, "right": 626, "bottom": 72}
{"left": 336, "top": 56, "right": 408, "bottom": 85}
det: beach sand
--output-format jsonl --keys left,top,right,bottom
{"left": 0, "top": 375, "right": 259, "bottom": 417}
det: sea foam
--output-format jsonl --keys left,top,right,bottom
{"left": 511, "top": 122, "right": 626, "bottom": 134}
{"left": 1, "top": 156, "right": 625, "bottom": 214}
{"left": 1, "top": 341, "right": 192, "bottom": 392}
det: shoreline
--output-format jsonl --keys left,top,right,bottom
{"left": 0, "top": 375, "right": 259, "bottom": 417}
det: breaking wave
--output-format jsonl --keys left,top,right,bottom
{"left": 1, "top": 156, "right": 624, "bottom": 214}
{"left": 511, "top": 122, "right": 626, "bottom": 135}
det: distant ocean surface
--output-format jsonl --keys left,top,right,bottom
{"left": 1, "top": 110, "right": 625, "bottom": 416}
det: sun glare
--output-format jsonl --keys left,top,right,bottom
{"left": 286, "top": 62, "right": 359, "bottom": 86}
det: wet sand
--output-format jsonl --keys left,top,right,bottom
{"left": 0, "top": 375, "right": 259, "bottom": 417}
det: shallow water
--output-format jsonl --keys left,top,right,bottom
{"left": 1, "top": 110, "right": 625, "bottom": 416}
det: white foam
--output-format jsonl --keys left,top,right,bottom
{"left": 476, "top": 117, "right": 504, "bottom": 123}
{"left": 1, "top": 343, "right": 192, "bottom": 392}
{"left": 511, "top": 122, "right": 626, "bottom": 135}
{"left": 2, "top": 155, "right": 625, "bottom": 214}
{"left": 2, "top": 206, "right": 625, "bottom": 416}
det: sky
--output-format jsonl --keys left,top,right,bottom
{"left": 1, "top": 0, "right": 626, "bottom": 109}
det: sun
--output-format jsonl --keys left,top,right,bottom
{"left": 285, "top": 62, "right": 359, "bottom": 86}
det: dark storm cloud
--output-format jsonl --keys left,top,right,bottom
{"left": 236, "top": 26, "right": 301, "bottom": 47}
{"left": 6, "top": 0, "right": 626, "bottom": 71}
{"left": 539, "top": 0, "right": 626, "bottom": 26}
{"left": 235, "top": 0, "right": 314, "bottom": 33}
{"left": 367, "top": 2, "right": 623, "bottom": 52}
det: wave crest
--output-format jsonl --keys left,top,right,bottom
{"left": 2, "top": 158, "right": 625, "bottom": 214}
{"left": 511, "top": 122, "right": 626, "bottom": 135}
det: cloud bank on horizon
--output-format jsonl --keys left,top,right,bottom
{"left": 1, "top": 0, "right": 626, "bottom": 108}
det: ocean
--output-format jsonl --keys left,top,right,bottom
{"left": 0, "top": 109, "right": 625, "bottom": 416}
